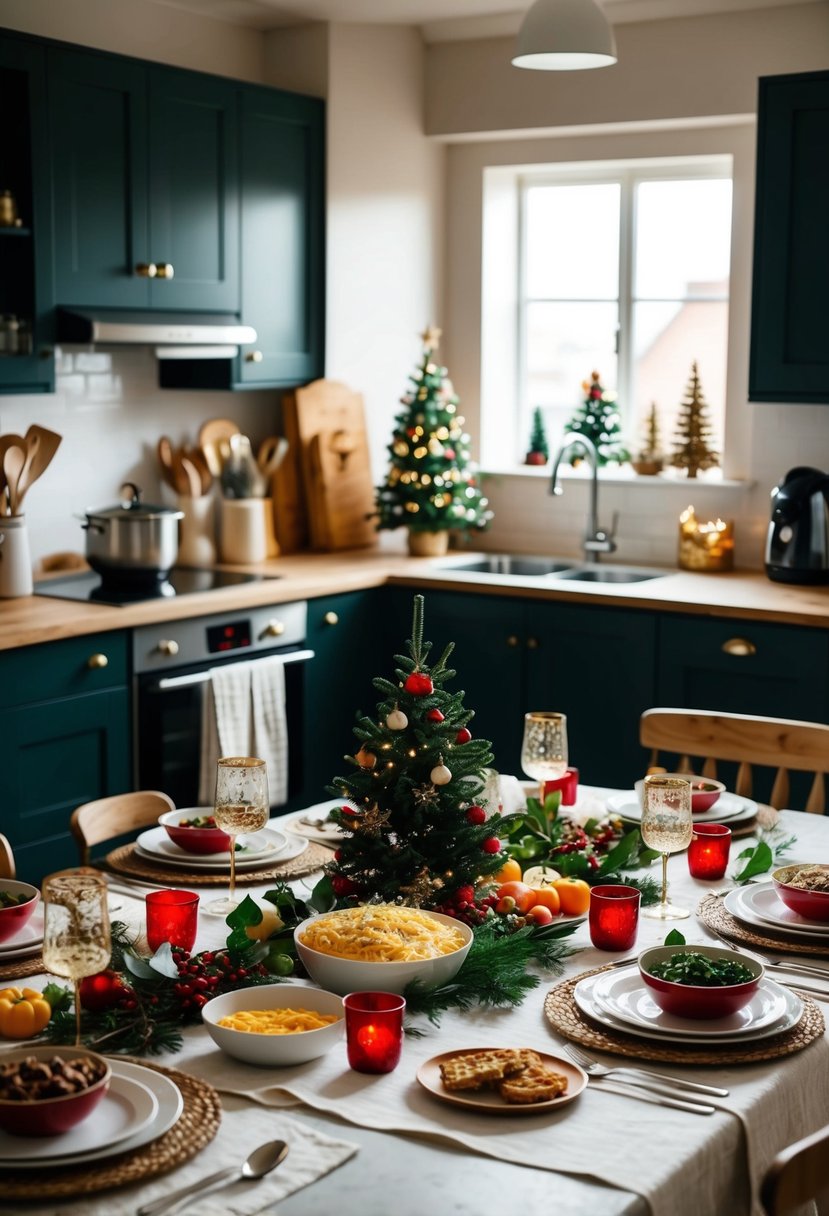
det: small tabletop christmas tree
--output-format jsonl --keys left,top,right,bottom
{"left": 374, "top": 327, "right": 492, "bottom": 556}
{"left": 326, "top": 594, "right": 504, "bottom": 909}
{"left": 631, "top": 402, "right": 664, "bottom": 476}
{"left": 525, "top": 406, "right": 549, "bottom": 465}
{"left": 565, "top": 371, "right": 630, "bottom": 467}
{"left": 670, "top": 361, "right": 720, "bottom": 479}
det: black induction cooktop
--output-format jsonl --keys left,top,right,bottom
{"left": 34, "top": 567, "right": 280, "bottom": 606}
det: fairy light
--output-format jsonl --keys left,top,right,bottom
{"left": 405, "top": 502, "right": 419, "bottom": 513}
{"left": 414, "top": 446, "right": 428, "bottom": 459}
{"left": 408, "top": 749, "right": 417, "bottom": 757}
{"left": 421, "top": 474, "right": 431, "bottom": 486}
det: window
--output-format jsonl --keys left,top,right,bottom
{"left": 502, "top": 158, "right": 732, "bottom": 466}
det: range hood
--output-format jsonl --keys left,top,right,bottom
{"left": 57, "top": 308, "right": 256, "bottom": 359}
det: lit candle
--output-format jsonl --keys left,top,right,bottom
{"left": 588, "top": 884, "right": 641, "bottom": 952}
{"left": 678, "top": 506, "right": 735, "bottom": 572}
{"left": 688, "top": 824, "right": 732, "bottom": 880}
{"left": 344, "top": 992, "right": 406, "bottom": 1074}
{"left": 145, "top": 889, "right": 199, "bottom": 952}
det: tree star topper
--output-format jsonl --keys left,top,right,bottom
{"left": 420, "top": 324, "right": 442, "bottom": 352}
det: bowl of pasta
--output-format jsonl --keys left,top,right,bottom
{"left": 294, "top": 905, "right": 474, "bottom": 996}
{"left": 201, "top": 983, "right": 345, "bottom": 1065}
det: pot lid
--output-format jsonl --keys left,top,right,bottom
{"left": 86, "top": 482, "right": 184, "bottom": 521}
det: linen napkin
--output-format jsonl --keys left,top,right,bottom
{"left": 13, "top": 1104, "right": 358, "bottom": 1216}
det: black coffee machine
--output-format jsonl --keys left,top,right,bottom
{"left": 765, "top": 466, "right": 829, "bottom": 584}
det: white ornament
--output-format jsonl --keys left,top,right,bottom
{"left": 386, "top": 707, "right": 408, "bottom": 731}
{"left": 431, "top": 763, "right": 452, "bottom": 785}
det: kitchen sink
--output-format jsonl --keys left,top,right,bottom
{"left": 554, "top": 567, "right": 666, "bottom": 584}
{"left": 441, "top": 556, "right": 576, "bottom": 576}
{"left": 436, "top": 555, "right": 669, "bottom": 584}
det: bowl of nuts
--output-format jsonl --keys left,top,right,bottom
{"left": 0, "top": 1046, "right": 111, "bottom": 1136}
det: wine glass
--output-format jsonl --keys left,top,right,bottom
{"left": 521, "top": 711, "right": 568, "bottom": 803}
{"left": 640, "top": 774, "right": 693, "bottom": 920}
{"left": 204, "top": 756, "right": 269, "bottom": 916}
{"left": 41, "top": 871, "right": 111, "bottom": 1046}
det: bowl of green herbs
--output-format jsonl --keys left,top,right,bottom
{"left": 638, "top": 944, "right": 763, "bottom": 1019}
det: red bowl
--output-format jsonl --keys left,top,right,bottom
{"left": 159, "top": 808, "right": 232, "bottom": 855}
{"left": 0, "top": 880, "right": 39, "bottom": 945}
{"left": 638, "top": 944, "right": 763, "bottom": 1019}
{"left": 0, "top": 1046, "right": 111, "bottom": 1137}
{"left": 772, "top": 865, "right": 829, "bottom": 922}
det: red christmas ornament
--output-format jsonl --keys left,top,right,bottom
{"left": 333, "top": 848, "right": 343, "bottom": 861}
{"left": 340, "top": 805, "right": 358, "bottom": 816}
{"left": 455, "top": 885, "right": 475, "bottom": 905}
{"left": 404, "top": 672, "right": 434, "bottom": 696}
{"left": 443, "top": 448, "right": 456, "bottom": 459}
{"left": 455, "top": 727, "right": 472, "bottom": 744}
{"left": 465, "top": 805, "right": 486, "bottom": 825}
{"left": 355, "top": 746, "right": 377, "bottom": 768}
{"left": 79, "top": 970, "right": 129, "bottom": 1012}
{"left": 426, "top": 708, "right": 445, "bottom": 723}
{"left": 481, "top": 837, "right": 502, "bottom": 854}
{"left": 331, "top": 875, "right": 359, "bottom": 897}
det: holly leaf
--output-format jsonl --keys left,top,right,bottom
{"left": 308, "top": 875, "right": 335, "bottom": 913}
{"left": 149, "top": 942, "right": 181, "bottom": 979}
{"left": 42, "top": 982, "right": 72, "bottom": 1012}
{"left": 123, "top": 952, "right": 158, "bottom": 980}
{"left": 224, "top": 895, "right": 264, "bottom": 954}
{"left": 733, "top": 841, "right": 774, "bottom": 885}
{"left": 664, "top": 929, "right": 686, "bottom": 946}
{"left": 596, "top": 829, "right": 642, "bottom": 876}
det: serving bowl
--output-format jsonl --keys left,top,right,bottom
{"left": 638, "top": 944, "right": 763, "bottom": 1020}
{"left": 294, "top": 907, "right": 473, "bottom": 996}
{"left": 202, "top": 983, "right": 344, "bottom": 1066}
{"left": 0, "top": 879, "right": 40, "bottom": 944}
{"left": 772, "top": 864, "right": 829, "bottom": 922}
{"left": 0, "top": 1045, "right": 111, "bottom": 1137}
{"left": 159, "top": 808, "right": 232, "bottom": 855}
{"left": 635, "top": 774, "right": 725, "bottom": 814}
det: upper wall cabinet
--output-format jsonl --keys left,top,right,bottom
{"left": 49, "top": 49, "right": 239, "bottom": 313}
{"left": 749, "top": 70, "right": 829, "bottom": 404}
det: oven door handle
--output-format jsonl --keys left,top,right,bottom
{"left": 154, "top": 648, "right": 316, "bottom": 690}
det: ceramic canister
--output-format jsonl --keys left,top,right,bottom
{"left": 0, "top": 515, "right": 34, "bottom": 597}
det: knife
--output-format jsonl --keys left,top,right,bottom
{"left": 590, "top": 1078, "right": 716, "bottom": 1115}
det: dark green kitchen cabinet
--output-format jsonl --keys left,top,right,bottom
{"left": 0, "top": 35, "right": 54, "bottom": 393}
{"left": 49, "top": 49, "right": 239, "bottom": 312}
{"left": 0, "top": 632, "right": 131, "bottom": 884}
{"left": 749, "top": 70, "right": 829, "bottom": 404}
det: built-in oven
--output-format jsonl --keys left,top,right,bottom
{"left": 133, "top": 600, "right": 312, "bottom": 811}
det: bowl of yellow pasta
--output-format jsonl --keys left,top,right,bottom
{"left": 201, "top": 983, "right": 345, "bottom": 1065}
{"left": 294, "top": 905, "right": 474, "bottom": 996}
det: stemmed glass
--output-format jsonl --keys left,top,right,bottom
{"left": 640, "top": 774, "right": 693, "bottom": 920}
{"left": 520, "top": 711, "right": 568, "bottom": 803}
{"left": 41, "top": 871, "right": 111, "bottom": 1046}
{"left": 204, "top": 756, "right": 269, "bottom": 916}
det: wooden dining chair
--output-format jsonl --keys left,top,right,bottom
{"left": 0, "top": 833, "right": 15, "bottom": 880}
{"left": 639, "top": 708, "right": 829, "bottom": 813}
{"left": 761, "top": 1123, "right": 829, "bottom": 1214}
{"left": 70, "top": 791, "right": 176, "bottom": 865}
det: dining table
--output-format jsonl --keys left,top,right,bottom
{"left": 2, "top": 786, "right": 829, "bottom": 1216}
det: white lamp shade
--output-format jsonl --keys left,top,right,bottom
{"left": 513, "top": 0, "right": 617, "bottom": 71}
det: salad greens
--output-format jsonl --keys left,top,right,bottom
{"left": 647, "top": 951, "right": 756, "bottom": 987}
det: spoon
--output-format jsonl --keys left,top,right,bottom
{"left": 137, "top": 1139, "right": 289, "bottom": 1216}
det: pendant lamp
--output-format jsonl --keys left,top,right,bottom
{"left": 512, "top": 0, "right": 617, "bottom": 71}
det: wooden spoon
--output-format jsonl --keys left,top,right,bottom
{"left": 198, "top": 418, "right": 240, "bottom": 477}
{"left": 183, "top": 444, "right": 213, "bottom": 495}
{"left": 18, "top": 425, "right": 62, "bottom": 508}
{"left": 157, "top": 436, "right": 179, "bottom": 491}
{"left": 178, "top": 454, "right": 203, "bottom": 499}
{"left": 3, "top": 443, "right": 26, "bottom": 516}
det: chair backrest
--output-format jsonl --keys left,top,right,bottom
{"left": 70, "top": 791, "right": 176, "bottom": 865}
{"left": 761, "top": 1123, "right": 829, "bottom": 1215}
{"left": 639, "top": 708, "right": 829, "bottom": 813}
{"left": 0, "top": 833, "right": 15, "bottom": 880}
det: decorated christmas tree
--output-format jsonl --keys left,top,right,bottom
{"left": 326, "top": 595, "right": 504, "bottom": 909}
{"left": 564, "top": 371, "right": 630, "bottom": 467}
{"left": 670, "top": 361, "right": 719, "bottom": 479}
{"left": 525, "top": 406, "right": 549, "bottom": 465}
{"left": 374, "top": 327, "right": 492, "bottom": 555}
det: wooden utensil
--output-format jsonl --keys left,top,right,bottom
{"left": 18, "top": 424, "right": 62, "bottom": 508}
{"left": 183, "top": 445, "right": 213, "bottom": 495}
{"left": 198, "top": 418, "right": 240, "bottom": 477}
{"left": 178, "top": 454, "right": 203, "bottom": 500}
{"left": 3, "top": 442, "right": 26, "bottom": 516}
{"left": 257, "top": 436, "right": 289, "bottom": 476}
{"left": 157, "top": 436, "right": 178, "bottom": 491}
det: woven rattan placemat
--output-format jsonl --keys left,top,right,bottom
{"left": 544, "top": 965, "right": 825, "bottom": 1065}
{"left": 697, "top": 892, "right": 829, "bottom": 957}
{"left": 105, "top": 839, "right": 330, "bottom": 885}
{"left": 0, "top": 952, "right": 45, "bottom": 981}
{"left": 0, "top": 1058, "right": 221, "bottom": 1200}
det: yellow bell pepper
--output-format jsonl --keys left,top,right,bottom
{"left": 0, "top": 987, "right": 52, "bottom": 1039}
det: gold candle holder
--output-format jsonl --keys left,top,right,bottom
{"left": 678, "top": 506, "right": 734, "bottom": 572}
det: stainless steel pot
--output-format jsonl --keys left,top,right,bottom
{"left": 81, "top": 482, "right": 183, "bottom": 578}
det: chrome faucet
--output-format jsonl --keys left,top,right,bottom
{"left": 550, "top": 432, "right": 618, "bottom": 563}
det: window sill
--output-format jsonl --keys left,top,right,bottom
{"left": 480, "top": 464, "right": 754, "bottom": 491}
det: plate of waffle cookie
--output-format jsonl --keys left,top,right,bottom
{"left": 416, "top": 1047, "right": 587, "bottom": 1115}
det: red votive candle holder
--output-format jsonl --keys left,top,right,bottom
{"left": 589, "top": 884, "right": 641, "bottom": 952}
{"left": 688, "top": 823, "right": 732, "bottom": 880}
{"left": 343, "top": 991, "right": 406, "bottom": 1074}
{"left": 145, "top": 889, "right": 200, "bottom": 952}
{"left": 543, "top": 767, "right": 579, "bottom": 805}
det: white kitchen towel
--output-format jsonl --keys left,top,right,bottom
{"left": 198, "top": 659, "right": 288, "bottom": 805}
{"left": 250, "top": 656, "right": 288, "bottom": 806}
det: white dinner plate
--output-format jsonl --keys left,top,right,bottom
{"left": 135, "top": 824, "right": 290, "bottom": 869}
{"left": 0, "top": 907, "right": 45, "bottom": 956}
{"left": 0, "top": 1070, "right": 159, "bottom": 1164}
{"left": 134, "top": 829, "right": 308, "bottom": 871}
{"left": 591, "top": 965, "right": 790, "bottom": 1037}
{"left": 573, "top": 971, "right": 802, "bottom": 1046}
{"left": 724, "top": 884, "right": 829, "bottom": 940}
{"left": 606, "top": 790, "right": 758, "bottom": 826}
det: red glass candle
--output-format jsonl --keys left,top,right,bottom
{"left": 543, "top": 767, "right": 579, "bottom": 805}
{"left": 145, "top": 889, "right": 199, "bottom": 952}
{"left": 589, "top": 884, "right": 641, "bottom": 951}
{"left": 344, "top": 991, "right": 406, "bottom": 1074}
{"left": 688, "top": 823, "right": 732, "bottom": 880}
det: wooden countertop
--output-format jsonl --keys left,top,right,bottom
{"left": 2, "top": 546, "right": 828, "bottom": 652}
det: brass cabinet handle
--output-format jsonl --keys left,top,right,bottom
{"left": 156, "top": 639, "right": 180, "bottom": 657}
{"left": 506, "top": 635, "right": 519, "bottom": 648}
{"left": 526, "top": 636, "right": 540, "bottom": 650}
{"left": 87, "top": 653, "right": 109, "bottom": 669}
{"left": 155, "top": 263, "right": 175, "bottom": 279}
{"left": 135, "top": 262, "right": 157, "bottom": 278}
{"left": 721, "top": 637, "right": 757, "bottom": 657}
{"left": 245, "top": 350, "right": 264, "bottom": 363}
{"left": 324, "top": 611, "right": 339, "bottom": 626}
{"left": 261, "top": 619, "right": 285, "bottom": 638}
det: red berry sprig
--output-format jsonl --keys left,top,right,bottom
{"left": 465, "top": 805, "right": 486, "bottom": 825}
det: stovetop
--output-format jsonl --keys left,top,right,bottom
{"left": 34, "top": 567, "right": 280, "bottom": 606}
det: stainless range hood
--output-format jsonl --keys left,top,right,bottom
{"left": 57, "top": 308, "right": 256, "bottom": 359}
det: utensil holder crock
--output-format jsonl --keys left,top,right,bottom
{"left": 177, "top": 493, "right": 217, "bottom": 568}
{"left": 0, "top": 515, "right": 33, "bottom": 597}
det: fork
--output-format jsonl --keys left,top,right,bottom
{"left": 563, "top": 1042, "right": 729, "bottom": 1097}
{"left": 709, "top": 930, "right": 829, "bottom": 983}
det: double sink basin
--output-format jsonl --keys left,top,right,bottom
{"left": 436, "top": 555, "right": 669, "bottom": 584}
